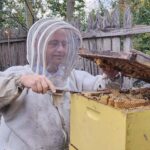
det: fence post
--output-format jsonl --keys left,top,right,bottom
{"left": 122, "top": 5, "right": 133, "bottom": 89}
{"left": 95, "top": 11, "right": 103, "bottom": 52}
{"left": 102, "top": 9, "right": 111, "bottom": 51}
{"left": 111, "top": 7, "right": 121, "bottom": 52}
{"left": 123, "top": 5, "right": 132, "bottom": 52}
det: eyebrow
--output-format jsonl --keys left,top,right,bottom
{"left": 48, "top": 40, "right": 68, "bottom": 44}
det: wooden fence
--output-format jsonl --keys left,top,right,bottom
{"left": 0, "top": 28, "right": 27, "bottom": 70}
{"left": 0, "top": 6, "right": 150, "bottom": 76}
{"left": 73, "top": 6, "right": 150, "bottom": 77}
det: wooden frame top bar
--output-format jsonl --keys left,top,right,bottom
{"left": 79, "top": 48, "right": 150, "bottom": 83}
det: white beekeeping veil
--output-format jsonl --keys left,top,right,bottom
{"left": 27, "top": 18, "right": 82, "bottom": 87}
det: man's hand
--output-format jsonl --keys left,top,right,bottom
{"left": 102, "top": 68, "right": 119, "bottom": 80}
{"left": 20, "top": 74, "right": 56, "bottom": 94}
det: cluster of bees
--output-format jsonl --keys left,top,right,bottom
{"left": 90, "top": 58, "right": 150, "bottom": 109}
{"left": 94, "top": 58, "right": 150, "bottom": 83}
{"left": 82, "top": 88, "right": 150, "bottom": 109}
{"left": 80, "top": 52, "right": 150, "bottom": 109}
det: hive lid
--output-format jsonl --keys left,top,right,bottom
{"left": 79, "top": 48, "right": 150, "bottom": 83}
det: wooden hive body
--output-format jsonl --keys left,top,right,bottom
{"left": 70, "top": 94, "right": 150, "bottom": 150}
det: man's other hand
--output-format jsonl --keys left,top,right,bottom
{"left": 102, "top": 68, "right": 119, "bottom": 80}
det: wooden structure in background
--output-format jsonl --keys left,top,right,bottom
{"left": 79, "top": 49, "right": 150, "bottom": 83}
{"left": 0, "top": 28, "right": 27, "bottom": 70}
{"left": 72, "top": 6, "right": 150, "bottom": 88}
{"left": 73, "top": 6, "right": 150, "bottom": 76}
{"left": 0, "top": 6, "right": 150, "bottom": 78}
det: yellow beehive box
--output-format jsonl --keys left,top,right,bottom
{"left": 70, "top": 94, "right": 150, "bottom": 150}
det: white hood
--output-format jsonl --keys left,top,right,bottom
{"left": 26, "top": 18, "right": 82, "bottom": 87}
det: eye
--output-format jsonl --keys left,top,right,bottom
{"left": 48, "top": 40, "right": 68, "bottom": 48}
{"left": 62, "top": 41, "right": 67, "bottom": 47}
{"left": 48, "top": 40, "right": 59, "bottom": 47}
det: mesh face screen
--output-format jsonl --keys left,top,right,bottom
{"left": 27, "top": 18, "right": 82, "bottom": 87}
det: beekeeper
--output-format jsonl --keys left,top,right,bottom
{"left": 0, "top": 18, "right": 106, "bottom": 150}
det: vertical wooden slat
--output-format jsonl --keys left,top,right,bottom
{"left": 86, "top": 11, "right": 99, "bottom": 75}
{"left": 75, "top": 55, "right": 84, "bottom": 71}
{"left": 82, "top": 39, "right": 91, "bottom": 73}
{"left": 87, "top": 11, "right": 95, "bottom": 32}
{"left": 123, "top": 5, "right": 133, "bottom": 89}
{"left": 88, "top": 39, "right": 98, "bottom": 75}
{"left": 72, "top": 18, "right": 85, "bottom": 71}
{"left": 103, "top": 38, "right": 111, "bottom": 51}
{"left": 123, "top": 5, "right": 132, "bottom": 52}
{"left": 95, "top": 12, "right": 103, "bottom": 52}
{"left": 0, "top": 40, "right": 27, "bottom": 70}
{"left": 22, "top": 41, "right": 28, "bottom": 65}
{"left": 95, "top": 12, "right": 104, "bottom": 74}
{"left": 96, "top": 38, "right": 103, "bottom": 52}
{"left": 103, "top": 9, "right": 111, "bottom": 51}
{"left": 0, "top": 29, "right": 3, "bottom": 40}
{"left": 111, "top": 7, "right": 121, "bottom": 52}
{"left": 0, "top": 27, "right": 27, "bottom": 70}
{"left": 7, "top": 39, "right": 12, "bottom": 66}
{"left": 95, "top": 11, "right": 103, "bottom": 30}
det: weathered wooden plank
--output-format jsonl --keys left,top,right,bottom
{"left": 131, "top": 49, "right": 150, "bottom": 66}
{"left": 111, "top": 7, "right": 120, "bottom": 29}
{"left": 88, "top": 39, "right": 97, "bottom": 51}
{"left": 0, "top": 28, "right": 27, "bottom": 40}
{"left": 0, "top": 30, "right": 3, "bottom": 41}
{"left": 88, "top": 39, "right": 97, "bottom": 75}
{"left": 82, "top": 25, "right": 150, "bottom": 38}
{"left": 96, "top": 38, "right": 103, "bottom": 52}
{"left": 123, "top": 37, "right": 132, "bottom": 52}
{"left": 96, "top": 38, "right": 103, "bottom": 74}
{"left": 83, "top": 39, "right": 89, "bottom": 49}
{"left": 79, "top": 49, "right": 150, "bottom": 83}
{"left": 111, "top": 7, "right": 121, "bottom": 52}
{"left": 0, "top": 40, "right": 27, "bottom": 68}
{"left": 102, "top": 9, "right": 111, "bottom": 30}
{"left": 95, "top": 11, "right": 103, "bottom": 30}
{"left": 123, "top": 5, "right": 132, "bottom": 53}
{"left": 103, "top": 38, "right": 111, "bottom": 51}
{"left": 0, "top": 38, "right": 26, "bottom": 44}
{"left": 75, "top": 56, "right": 84, "bottom": 70}
{"left": 122, "top": 5, "right": 133, "bottom": 87}
{"left": 102, "top": 9, "right": 112, "bottom": 51}
{"left": 87, "top": 11, "right": 95, "bottom": 32}
{"left": 0, "top": 40, "right": 27, "bottom": 70}
{"left": 2, "top": 43, "right": 9, "bottom": 68}
{"left": 82, "top": 39, "right": 91, "bottom": 72}
{"left": 123, "top": 6, "right": 132, "bottom": 29}
{"left": 112, "top": 38, "right": 120, "bottom": 52}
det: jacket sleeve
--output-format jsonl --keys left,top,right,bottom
{"left": 0, "top": 65, "right": 32, "bottom": 110}
{"left": 69, "top": 69, "right": 107, "bottom": 91}
{"left": 0, "top": 74, "right": 22, "bottom": 110}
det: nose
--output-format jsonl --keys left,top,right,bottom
{"left": 57, "top": 42, "right": 65, "bottom": 52}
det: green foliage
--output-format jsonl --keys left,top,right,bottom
{"left": 74, "top": 0, "right": 85, "bottom": 17}
{"left": 130, "top": 0, "right": 150, "bottom": 54}
{"left": 46, "top": 0, "right": 67, "bottom": 18}
{"left": 0, "top": 0, "right": 27, "bottom": 29}
{"left": 0, "top": 0, "right": 6, "bottom": 28}
{"left": 111, "top": 0, "right": 150, "bottom": 54}
{"left": 0, "top": 0, "right": 85, "bottom": 30}
{"left": 133, "top": 33, "right": 150, "bottom": 54}
{"left": 47, "top": 0, "right": 85, "bottom": 19}
{"left": 97, "top": 0, "right": 106, "bottom": 15}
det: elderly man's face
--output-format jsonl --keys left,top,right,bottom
{"left": 46, "top": 29, "right": 68, "bottom": 71}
